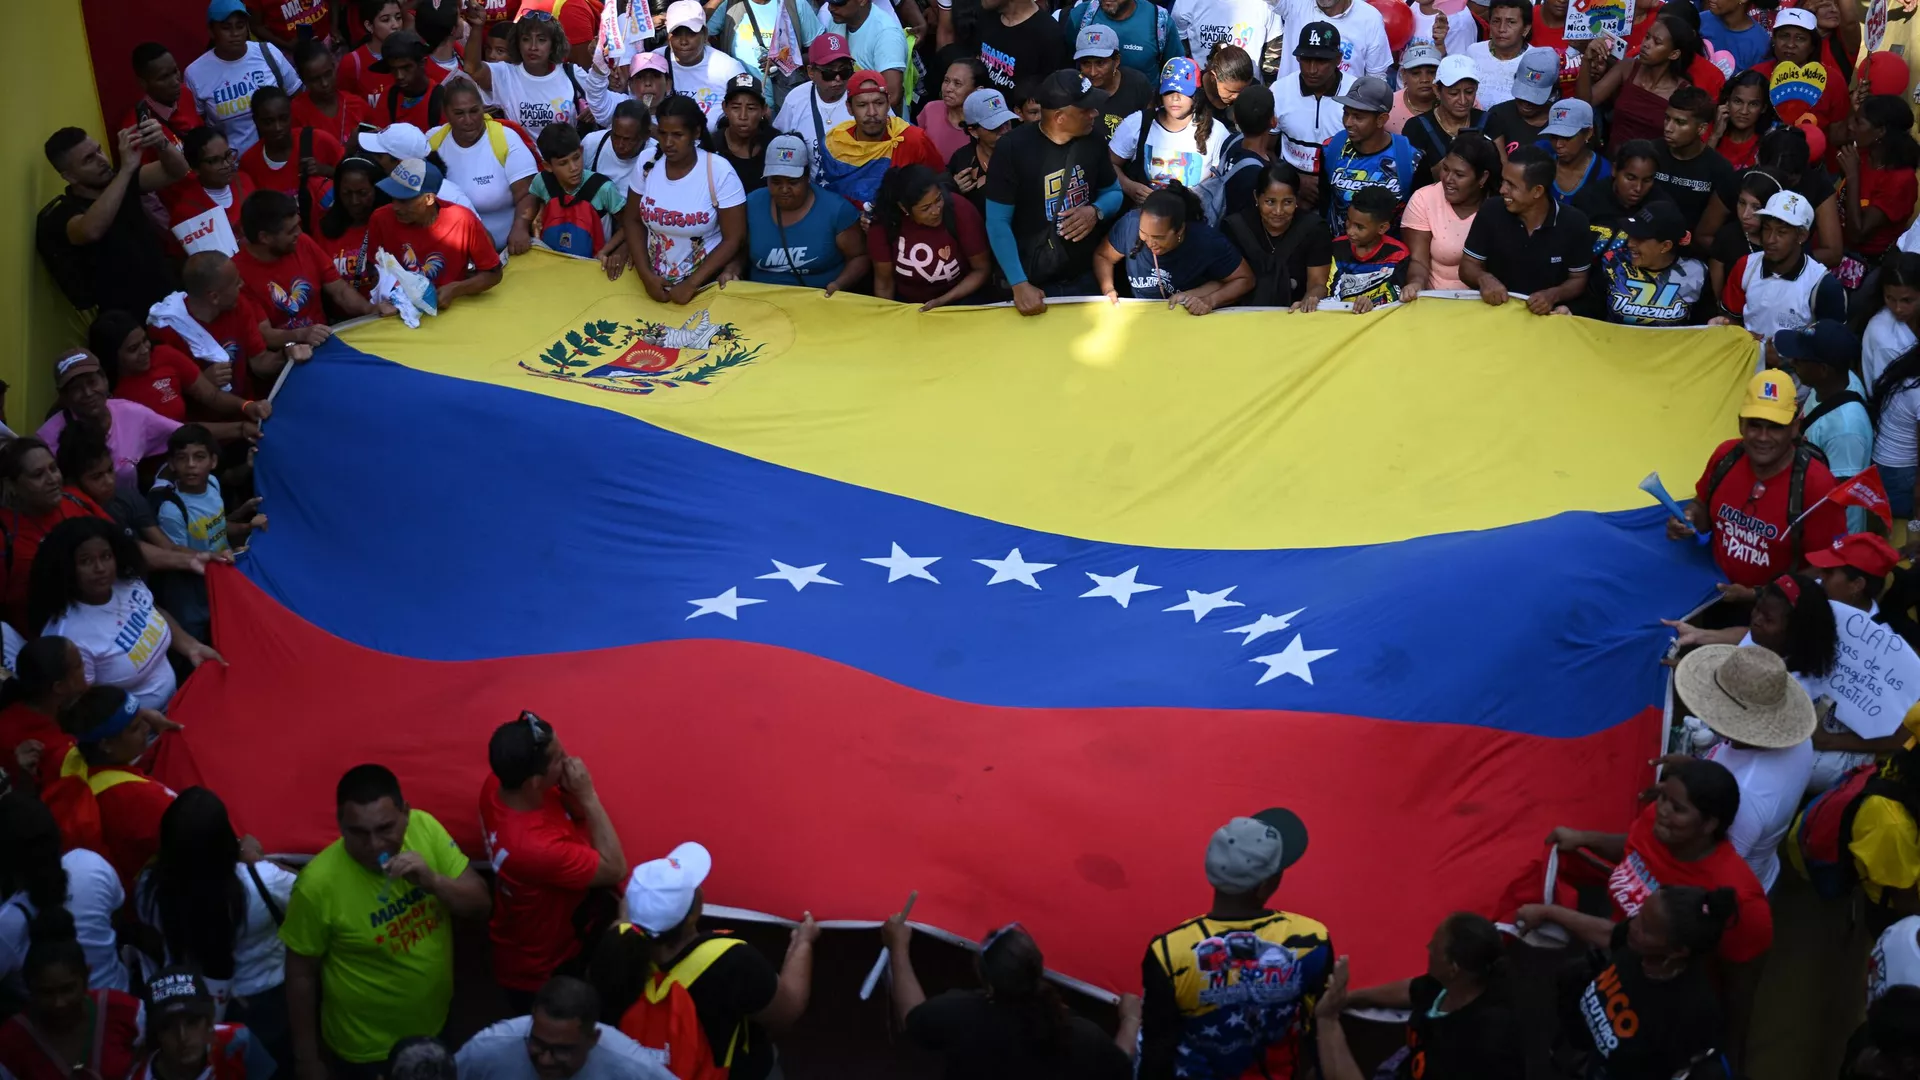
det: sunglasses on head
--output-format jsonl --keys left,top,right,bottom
{"left": 982, "top": 921, "right": 1024, "bottom": 952}
{"left": 520, "top": 9, "right": 556, "bottom": 20}
{"left": 519, "top": 709, "right": 553, "bottom": 749}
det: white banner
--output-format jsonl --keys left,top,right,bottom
{"left": 1813, "top": 599, "right": 1920, "bottom": 740}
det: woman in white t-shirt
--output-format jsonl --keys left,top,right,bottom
{"left": 1867, "top": 279, "right": 1920, "bottom": 520}
{"left": 1466, "top": 0, "right": 1532, "bottom": 107}
{"left": 1864, "top": 253, "right": 1920, "bottom": 391}
{"left": 1109, "top": 57, "right": 1225, "bottom": 205}
{"left": 623, "top": 95, "right": 747, "bottom": 305}
{"left": 458, "top": 6, "right": 600, "bottom": 132}
{"left": 136, "top": 787, "right": 296, "bottom": 1037}
{"left": 429, "top": 81, "right": 539, "bottom": 252}
{"left": 0, "top": 793, "right": 129, "bottom": 993}
{"left": 28, "top": 518, "right": 224, "bottom": 712}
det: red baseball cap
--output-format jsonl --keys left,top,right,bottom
{"left": 1807, "top": 533, "right": 1901, "bottom": 577}
{"left": 847, "top": 70, "right": 887, "bottom": 99}
{"left": 808, "top": 33, "right": 851, "bottom": 65}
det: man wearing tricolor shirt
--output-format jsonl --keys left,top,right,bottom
{"left": 1672, "top": 369, "right": 1847, "bottom": 588}
{"left": 1140, "top": 811, "right": 1333, "bottom": 1080}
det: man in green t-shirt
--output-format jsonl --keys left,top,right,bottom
{"left": 281, "top": 764, "right": 492, "bottom": 1080}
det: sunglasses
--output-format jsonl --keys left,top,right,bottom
{"left": 519, "top": 709, "right": 553, "bottom": 750}
{"left": 817, "top": 63, "right": 855, "bottom": 79}
{"left": 519, "top": 9, "right": 556, "bottom": 20}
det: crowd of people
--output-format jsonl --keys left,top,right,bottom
{"left": 22, "top": 0, "right": 1920, "bottom": 1076}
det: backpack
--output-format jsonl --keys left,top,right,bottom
{"left": 35, "top": 197, "right": 95, "bottom": 309}
{"left": 1195, "top": 134, "right": 1260, "bottom": 226}
{"left": 1790, "top": 762, "right": 1881, "bottom": 899}
{"left": 1701, "top": 441, "right": 1827, "bottom": 567}
{"left": 537, "top": 171, "right": 613, "bottom": 254}
{"left": 1803, "top": 389, "right": 1865, "bottom": 431}
{"left": 618, "top": 937, "right": 750, "bottom": 1080}
{"left": 387, "top": 83, "right": 446, "bottom": 130}
{"left": 429, "top": 119, "right": 512, "bottom": 166}
{"left": 145, "top": 484, "right": 192, "bottom": 540}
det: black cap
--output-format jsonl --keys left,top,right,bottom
{"left": 370, "top": 30, "right": 430, "bottom": 73}
{"left": 725, "top": 72, "right": 764, "bottom": 99}
{"left": 1294, "top": 21, "right": 1342, "bottom": 60}
{"left": 1036, "top": 69, "right": 1111, "bottom": 110}
{"left": 1254, "top": 807, "right": 1310, "bottom": 870}
{"left": 1621, "top": 199, "right": 1688, "bottom": 244}
{"left": 1775, "top": 319, "right": 1862, "bottom": 369}
{"left": 148, "top": 968, "right": 216, "bottom": 1021}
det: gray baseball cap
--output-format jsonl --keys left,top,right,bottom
{"left": 763, "top": 134, "right": 810, "bottom": 179}
{"left": 1075, "top": 24, "right": 1119, "bottom": 59}
{"left": 1539, "top": 97, "right": 1593, "bottom": 137}
{"left": 963, "top": 87, "right": 1018, "bottom": 129}
{"left": 1204, "top": 808, "right": 1308, "bottom": 891}
{"left": 1333, "top": 75, "right": 1393, "bottom": 114}
{"left": 1512, "top": 46, "right": 1560, "bottom": 105}
{"left": 1401, "top": 42, "right": 1443, "bottom": 69}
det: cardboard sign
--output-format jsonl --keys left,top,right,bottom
{"left": 170, "top": 208, "right": 237, "bottom": 257}
{"left": 1565, "top": 0, "right": 1635, "bottom": 42}
{"left": 1813, "top": 600, "right": 1920, "bottom": 740}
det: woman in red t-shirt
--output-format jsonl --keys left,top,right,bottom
{"left": 311, "top": 158, "right": 387, "bottom": 294}
{"left": 1841, "top": 96, "right": 1920, "bottom": 263}
{"left": 1709, "top": 70, "right": 1774, "bottom": 172}
{"left": 0, "top": 636, "right": 86, "bottom": 795}
{"left": 87, "top": 312, "right": 260, "bottom": 426}
{"left": 291, "top": 41, "right": 373, "bottom": 150}
{"left": 162, "top": 129, "right": 257, "bottom": 257}
{"left": 869, "top": 165, "right": 992, "bottom": 310}
{"left": 0, "top": 914, "right": 145, "bottom": 1080}
{"left": 1519, "top": 758, "right": 1773, "bottom": 966}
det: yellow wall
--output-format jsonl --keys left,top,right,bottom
{"left": 3, "top": 0, "right": 104, "bottom": 434}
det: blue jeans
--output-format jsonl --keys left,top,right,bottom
{"left": 1886, "top": 464, "right": 1918, "bottom": 519}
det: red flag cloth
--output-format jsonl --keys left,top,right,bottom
{"left": 1832, "top": 466, "right": 1895, "bottom": 527}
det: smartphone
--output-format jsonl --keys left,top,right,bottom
{"left": 135, "top": 100, "right": 154, "bottom": 125}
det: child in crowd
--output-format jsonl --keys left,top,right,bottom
{"left": 484, "top": 21, "right": 513, "bottom": 64}
{"left": 531, "top": 124, "right": 629, "bottom": 258}
{"left": 153, "top": 425, "right": 263, "bottom": 554}
{"left": 1328, "top": 186, "right": 1409, "bottom": 314}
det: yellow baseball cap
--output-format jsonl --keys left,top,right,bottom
{"left": 1740, "top": 370, "right": 1797, "bottom": 426}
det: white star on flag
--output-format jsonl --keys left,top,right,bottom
{"left": 686, "top": 587, "right": 766, "bottom": 621}
{"left": 862, "top": 542, "right": 942, "bottom": 583}
{"left": 1251, "top": 635, "right": 1338, "bottom": 685}
{"left": 974, "top": 548, "right": 1056, "bottom": 589}
{"left": 1224, "top": 608, "right": 1307, "bottom": 646}
{"left": 1079, "top": 566, "right": 1161, "bottom": 608}
{"left": 1164, "top": 586, "right": 1245, "bottom": 622}
{"left": 755, "top": 560, "right": 841, "bottom": 591}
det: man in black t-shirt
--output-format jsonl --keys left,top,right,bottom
{"left": 1462, "top": 144, "right": 1592, "bottom": 313}
{"left": 1077, "top": 25, "right": 1154, "bottom": 140}
{"left": 984, "top": 69, "right": 1124, "bottom": 314}
{"left": 980, "top": 0, "right": 1071, "bottom": 92}
{"left": 618, "top": 842, "right": 819, "bottom": 1080}
{"left": 38, "top": 122, "right": 189, "bottom": 314}
{"left": 1653, "top": 85, "right": 1739, "bottom": 232}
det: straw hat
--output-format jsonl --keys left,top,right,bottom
{"left": 1675, "top": 645, "right": 1816, "bottom": 749}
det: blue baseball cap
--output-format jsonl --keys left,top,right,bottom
{"left": 1775, "top": 319, "right": 1861, "bottom": 369}
{"left": 377, "top": 158, "right": 445, "bottom": 200}
{"left": 208, "top": 0, "right": 248, "bottom": 21}
{"left": 1160, "top": 56, "right": 1200, "bottom": 96}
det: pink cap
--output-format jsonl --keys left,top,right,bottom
{"left": 808, "top": 32, "right": 851, "bottom": 65}
{"left": 630, "top": 49, "right": 670, "bottom": 75}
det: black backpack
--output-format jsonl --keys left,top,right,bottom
{"left": 1702, "top": 441, "right": 1828, "bottom": 567}
{"left": 1803, "top": 389, "right": 1865, "bottom": 431}
{"left": 35, "top": 197, "right": 95, "bottom": 310}
{"left": 387, "top": 84, "right": 445, "bottom": 130}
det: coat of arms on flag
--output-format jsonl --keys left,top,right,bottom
{"left": 518, "top": 309, "right": 763, "bottom": 396}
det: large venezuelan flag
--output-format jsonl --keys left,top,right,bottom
{"left": 164, "top": 252, "right": 1754, "bottom": 989}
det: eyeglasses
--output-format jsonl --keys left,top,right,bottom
{"left": 200, "top": 150, "right": 238, "bottom": 166}
{"left": 817, "top": 63, "right": 855, "bottom": 80}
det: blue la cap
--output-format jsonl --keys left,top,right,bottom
{"left": 208, "top": 0, "right": 249, "bottom": 22}
{"left": 1159, "top": 56, "right": 1200, "bottom": 96}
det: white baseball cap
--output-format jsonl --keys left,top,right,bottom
{"left": 624, "top": 842, "right": 713, "bottom": 934}
{"left": 1759, "top": 189, "right": 1815, "bottom": 229}
{"left": 665, "top": 0, "right": 707, "bottom": 33}
{"left": 1773, "top": 6, "right": 1818, "bottom": 32}
{"left": 1436, "top": 54, "right": 1479, "bottom": 87}
{"left": 359, "top": 122, "right": 429, "bottom": 159}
